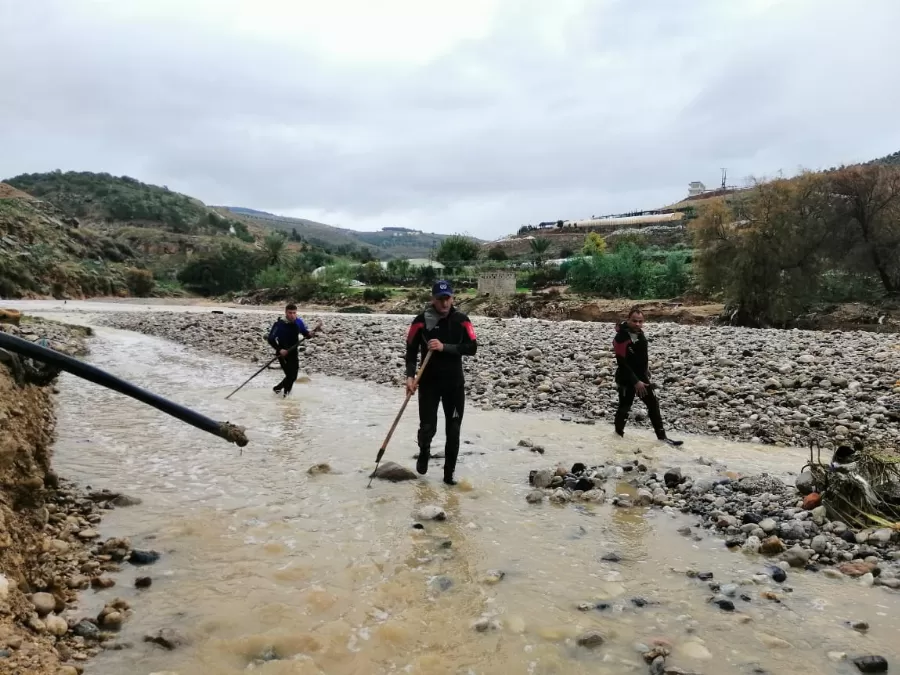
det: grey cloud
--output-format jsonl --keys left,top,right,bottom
{"left": 2, "top": 0, "right": 899, "bottom": 238}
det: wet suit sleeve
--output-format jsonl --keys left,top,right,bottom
{"left": 613, "top": 332, "right": 639, "bottom": 386}
{"left": 405, "top": 315, "right": 425, "bottom": 377}
{"left": 267, "top": 321, "right": 280, "bottom": 351}
{"left": 442, "top": 314, "right": 478, "bottom": 356}
{"left": 294, "top": 317, "right": 312, "bottom": 340}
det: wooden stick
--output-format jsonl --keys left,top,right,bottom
{"left": 224, "top": 320, "right": 323, "bottom": 400}
{"left": 367, "top": 349, "right": 433, "bottom": 487}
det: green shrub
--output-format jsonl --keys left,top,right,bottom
{"left": 176, "top": 243, "right": 262, "bottom": 295}
{"left": 362, "top": 287, "right": 389, "bottom": 303}
{"left": 254, "top": 265, "right": 292, "bottom": 289}
{"left": 125, "top": 267, "right": 155, "bottom": 297}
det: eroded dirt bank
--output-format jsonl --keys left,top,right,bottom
{"left": 0, "top": 317, "right": 149, "bottom": 675}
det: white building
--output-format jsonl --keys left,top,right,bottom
{"left": 688, "top": 181, "right": 706, "bottom": 197}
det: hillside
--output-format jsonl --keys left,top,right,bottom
{"left": 0, "top": 172, "right": 266, "bottom": 299}
{"left": 218, "top": 205, "right": 457, "bottom": 259}
{"left": 871, "top": 149, "right": 900, "bottom": 166}
{"left": 6, "top": 172, "right": 258, "bottom": 241}
{"left": 0, "top": 181, "right": 147, "bottom": 298}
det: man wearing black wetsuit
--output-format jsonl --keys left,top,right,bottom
{"left": 613, "top": 306, "right": 682, "bottom": 446}
{"left": 267, "top": 303, "right": 320, "bottom": 397}
{"left": 405, "top": 280, "right": 478, "bottom": 485}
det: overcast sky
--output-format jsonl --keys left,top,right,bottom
{"left": 2, "top": 0, "right": 899, "bottom": 240}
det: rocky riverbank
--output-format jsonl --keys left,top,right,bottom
{"left": 524, "top": 458, "right": 896, "bottom": 673}
{"left": 98, "top": 310, "right": 900, "bottom": 449}
{"left": 0, "top": 317, "right": 165, "bottom": 675}
{"left": 527, "top": 459, "right": 900, "bottom": 582}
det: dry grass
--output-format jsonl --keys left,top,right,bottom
{"left": 0, "top": 182, "right": 35, "bottom": 200}
{"left": 807, "top": 439, "right": 900, "bottom": 529}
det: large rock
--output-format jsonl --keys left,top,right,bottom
{"left": 838, "top": 561, "right": 878, "bottom": 578}
{"left": 45, "top": 615, "right": 68, "bottom": 637}
{"left": 525, "top": 490, "right": 545, "bottom": 504}
{"left": 742, "top": 536, "right": 762, "bottom": 554}
{"left": 779, "top": 520, "right": 808, "bottom": 541}
{"left": 759, "top": 518, "right": 778, "bottom": 534}
{"left": 782, "top": 545, "right": 811, "bottom": 568}
{"left": 129, "top": 549, "right": 161, "bottom": 565}
{"left": 550, "top": 488, "right": 570, "bottom": 503}
{"left": 30, "top": 592, "right": 55, "bottom": 617}
{"left": 576, "top": 630, "right": 605, "bottom": 648}
{"left": 371, "top": 461, "right": 418, "bottom": 482}
{"left": 532, "top": 469, "right": 553, "bottom": 489}
{"left": 634, "top": 488, "right": 653, "bottom": 506}
{"left": 760, "top": 536, "right": 785, "bottom": 555}
{"left": 794, "top": 471, "right": 815, "bottom": 495}
{"left": 870, "top": 528, "right": 894, "bottom": 546}
{"left": 811, "top": 535, "right": 829, "bottom": 554}
{"left": 664, "top": 468, "right": 683, "bottom": 488}
{"left": 852, "top": 655, "right": 888, "bottom": 673}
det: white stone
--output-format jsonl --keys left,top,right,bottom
{"left": 415, "top": 505, "right": 446, "bottom": 521}
{"left": 679, "top": 641, "right": 712, "bottom": 659}
{"left": 45, "top": 615, "right": 68, "bottom": 637}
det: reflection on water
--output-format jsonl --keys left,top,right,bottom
{"left": 47, "top": 324, "right": 899, "bottom": 675}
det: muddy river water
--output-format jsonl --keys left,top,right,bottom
{"left": 17, "top": 302, "right": 900, "bottom": 674}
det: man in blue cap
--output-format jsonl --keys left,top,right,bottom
{"left": 404, "top": 280, "right": 478, "bottom": 485}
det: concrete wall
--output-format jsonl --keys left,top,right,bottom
{"left": 478, "top": 271, "right": 517, "bottom": 296}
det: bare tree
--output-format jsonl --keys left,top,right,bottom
{"left": 828, "top": 164, "right": 900, "bottom": 296}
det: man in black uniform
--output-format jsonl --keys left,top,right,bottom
{"left": 267, "top": 303, "right": 321, "bottom": 397}
{"left": 405, "top": 280, "right": 478, "bottom": 485}
{"left": 613, "top": 306, "right": 682, "bottom": 446}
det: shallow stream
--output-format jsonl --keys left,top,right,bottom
{"left": 18, "top": 303, "right": 898, "bottom": 674}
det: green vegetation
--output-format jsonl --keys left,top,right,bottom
{"left": 6, "top": 171, "right": 250, "bottom": 238}
{"left": 219, "top": 206, "right": 462, "bottom": 260}
{"left": 0, "top": 195, "right": 143, "bottom": 298}
{"left": 529, "top": 238, "right": 551, "bottom": 267}
{"left": 487, "top": 246, "right": 508, "bottom": 261}
{"left": 565, "top": 244, "right": 691, "bottom": 298}
{"left": 176, "top": 242, "right": 260, "bottom": 295}
{"left": 125, "top": 267, "right": 155, "bottom": 297}
{"left": 870, "top": 150, "right": 900, "bottom": 167}
{"left": 5, "top": 154, "right": 897, "bottom": 314}
{"left": 693, "top": 164, "right": 900, "bottom": 326}
{"left": 582, "top": 232, "right": 607, "bottom": 256}
{"left": 435, "top": 235, "right": 481, "bottom": 272}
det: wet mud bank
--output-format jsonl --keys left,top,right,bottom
{"left": 0, "top": 318, "right": 161, "bottom": 675}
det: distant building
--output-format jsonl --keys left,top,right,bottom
{"left": 381, "top": 227, "right": 423, "bottom": 235}
{"left": 377, "top": 258, "right": 445, "bottom": 270}
{"left": 688, "top": 181, "right": 706, "bottom": 196}
{"left": 567, "top": 213, "right": 682, "bottom": 231}
{"left": 478, "top": 271, "right": 516, "bottom": 296}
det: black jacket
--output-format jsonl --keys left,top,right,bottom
{"left": 613, "top": 321, "right": 650, "bottom": 387}
{"left": 267, "top": 317, "right": 311, "bottom": 355}
{"left": 405, "top": 306, "right": 477, "bottom": 384}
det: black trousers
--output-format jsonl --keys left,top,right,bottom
{"left": 614, "top": 384, "right": 666, "bottom": 439}
{"left": 417, "top": 379, "right": 465, "bottom": 479}
{"left": 276, "top": 355, "right": 300, "bottom": 394}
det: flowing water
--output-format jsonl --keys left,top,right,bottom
{"left": 21, "top": 305, "right": 900, "bottom": 674}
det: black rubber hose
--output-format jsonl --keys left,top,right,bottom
{"left": 0, "top": 330, "right": 248, "bottom": 448}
